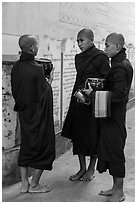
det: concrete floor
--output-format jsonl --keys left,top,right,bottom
{"left": 2, "top": 107, "right": 135, "bottom": 202}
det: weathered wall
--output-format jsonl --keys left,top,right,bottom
{"left": 2, "top": 2, "right": 135, "bottom": 186}
{"left": 2, "top": 2, "right": 135, "bottom": 55}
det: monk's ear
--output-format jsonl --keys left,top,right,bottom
{"left": 90, "top": 39, "right": 93, "bottom": 44}
{"left": 116, "top": 44, "right": 120, "bottom": 50}
{"left": 30, "top": 45, "right": 34, "bottom": 52}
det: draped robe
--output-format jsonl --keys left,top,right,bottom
{"left": 97, "top": 48, "right": 133, "bottom": 177}
{"left": 61, "top": 45, "right": 110, "bottom": 156}
{"left": 11, "top": 52, "right": 55, "bottom": 170}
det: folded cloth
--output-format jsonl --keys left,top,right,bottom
{"left": 94, "top": 91, "right": 111, "bottom": 118}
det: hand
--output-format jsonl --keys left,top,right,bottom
{"left": 48, "top": 68, "right": 55, "bottom": 84}
{"left": 74, "top": 90, "right": 86, "bottom": 104}
{"left": 77, "top": 98, "right": 83, "bottom": 103}
{"left": 83, "top": 83, "right": 93, "bottom": 95}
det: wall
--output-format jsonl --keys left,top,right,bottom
{"left": 2, "top": 2, "right": 135, "bottom": 186}
{"left": 2, "top": 2, "right": 135, "bottom": 55}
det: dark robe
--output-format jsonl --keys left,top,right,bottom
{"left": 61, "top": 45, "right": 110, "bottom": 156}
{"left": 97, "top": 48, "right": 133, "bottom": 177}
{"left": 11, "top": 52, "right": 55, "bottom": 170}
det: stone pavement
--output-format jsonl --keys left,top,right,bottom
{"left": 2, "top": 107, "right": 135, "bottom": 202}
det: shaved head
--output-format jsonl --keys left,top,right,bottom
{"left": 77, "top": 28, "right": 94, "bottom": 41}
{"left": 18, "top": 35, "right": 37, "bottom": 52}
{"left": 106, "top": 33, "right": 125, "bottom": 48}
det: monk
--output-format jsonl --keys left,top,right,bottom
{"left": 61, "top": 28, "right": 110, "bottom": 181}
{"left": 11, "top": 35, "right": 55, "bottom": 193}
{"left": 84, "top": 33, "right": 133, "bottom": 201}
{"left": 97, "top": 33, "right": 133, "bottom": 202}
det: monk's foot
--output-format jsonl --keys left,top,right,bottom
{"left": 69, "top": 169, "right": 86, "bottom": 181}
{"left": 99, "top": 188, "right": 114, "bottom": 196}
{"left": 80, "top": 170, "right": 95, "bottom": 181}
{"left": 28, "top": 184, "right": 51, "bottom": 193}
{"left": 106, "top": 190, "right": 125, "bottom": 202}
{"left": 21, "top": 181, "right": 30, "bottom": 193}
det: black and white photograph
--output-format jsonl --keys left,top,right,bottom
{"left": 2, "top": 1, "right": 135, "bottom": 202}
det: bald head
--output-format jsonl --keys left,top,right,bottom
{"left": 18, "top": 35, "right": 38, "bottom": 53}
{"left": 106, "top": 33, "right": 125, "bottom": 49}
{"left": 77, "top": 28, "right": 94, "bottom": 41}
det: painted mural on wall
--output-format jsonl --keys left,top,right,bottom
{"left": 61, "top": 38, "right": 79, "bottom": 122}
{"left": 37, "top": 35, "right": 62, "bottom": 132}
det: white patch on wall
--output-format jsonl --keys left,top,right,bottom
{"left": 2, "top": 34, "right": 20, "bottom": 55}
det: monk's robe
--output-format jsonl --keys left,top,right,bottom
{"left": 61, "top": 45, "right": 110, "bottom": 157}
{"left": 97, "top": 48, "right": 133, "bottom": 178}
{"left": 11, "top": 52, "right": 55, "bottom": 170}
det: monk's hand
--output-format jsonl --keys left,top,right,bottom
{"left": 48, "top": 68, "right": 55, "bottom": 84}
{"left": 83, "top": 83, "right": 93, "bottom": 95}
{"left": 77, "top": 98, "right": 83, "bottom": 103}
{"left": 74, "top": 90, "right": 86, "bottom": 104}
